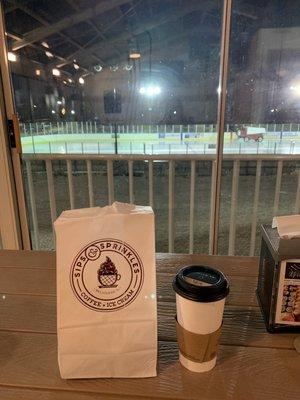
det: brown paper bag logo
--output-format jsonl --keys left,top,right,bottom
{"left": 70, "top": 239, "right": 144, "bottom": 312}
{"left": 98, "top": 257, "right": 121, "bottom": 288}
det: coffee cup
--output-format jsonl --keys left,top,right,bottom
{"left": 173, "top": 265, "right": 229, "bottom": 372}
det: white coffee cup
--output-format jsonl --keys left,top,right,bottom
{"left": 173, "top": 265, "right": 229, "bottom": 373}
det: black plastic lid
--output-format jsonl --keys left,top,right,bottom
{"left": 172, "top": 265, "right": 230, "bottom": 302}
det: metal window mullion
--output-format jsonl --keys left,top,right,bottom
{"left": 0, "top": 4, "right": 30, "bottom": 249}
{"left": 211, "top": 0, "right": 233, "bottom": 254}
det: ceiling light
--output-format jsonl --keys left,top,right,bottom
{"left": 57, "top": 100, "right": 62, "bottom": 105}
{"left": 8, "top": 52, "right": 17, "bottom": 62}
{"left": 110, "top": 65, "right": 119, "bottom": 72}
{"left": 73, "top": 63, "right": 80, "bottom": 70}
{"left": 68, "top": 78, "right": 73, "bottom": 83}
{"left": 79, "top": 77, "right": 85, "bottom": 84}
{"left": 129, "top": 51, "right": 141, "bottom": 60}
{"left": 124, "top": 64, "right": 133, "bottom": 71}
{"left": 45, "top": 51, "right": 54, "bottom": 58}
{"left": 52, "top": 68, "right": 60, "bottom": 76}
{"left": 61, "top": 107, "right": 66, "bottom": 116}
{"left": 139, "top": 85, "right": 161, "bottom": 96}
{"left": 71, "top": 110, "right": 75, "bottom": 115}
{"left": 41, "top": 41, "right": 49, "bottom": 48}
{"left": 94, "top": 64, "right": 103, "bottom": 72}
{"left": 51, "top": 110, "right": 55, "bottom": 114}
{"left": 35, "top": 69, "right": 41, "bottom": 76}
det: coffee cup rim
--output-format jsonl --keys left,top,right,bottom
{"left": 172, "top": 265, "right": 230, "bottom": 302}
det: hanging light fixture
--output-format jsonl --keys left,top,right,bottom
{"left": 78, "top": 77, "right": 85, "bottom": 84}
{"left": 93, "top": 64, "right": 103, "bottom": 72}
{"left": 45, "top": 51, "right": 54, "bottom": 58}
{"left": 129, "top": 39, "right": 141, "bottom": 60}
{"left": 129, "top": 51, "right": 141, "bottom": 60}
{"left": 8, "top": 52, "right": 17, "bottom": 62}
{"left": 110, "top": 65, "right": 119, "bottom": 72}
{"left": 52, "top": 68, "right": 61, "bottom": 77}
{"left": 123, "top": 64, "right": 133, "bottom": 71}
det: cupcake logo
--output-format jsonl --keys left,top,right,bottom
{"left": 70, "top": 239, "right": 144, "bottom": 312}
{"left": 98, "top": 257, "right": 121, "bottom": 288}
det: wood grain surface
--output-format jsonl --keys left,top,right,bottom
{"left": 0, "top": 250, "right": 299, "bottom": 400}
{"left": 0, "top": 294, "right": 298, "bottom": 350}
{"left": 0, "top": 332, "right": 299, "bottom": 400}
{"left": 0, "top": 270, "right": 258, "bottom": 306}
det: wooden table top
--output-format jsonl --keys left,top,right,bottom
{"left": 0, "top": 250, "right": 299, "bottom": 400}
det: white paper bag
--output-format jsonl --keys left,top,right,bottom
{"left": 272, "top": 215, "right": 300, "bottom": 239}
{"left": 54, "top": 202, "right": 157, "bottom": 379}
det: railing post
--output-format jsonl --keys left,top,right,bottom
{"left": 45, "top": 159, "right": 57, "bottom": 229}
{"left": 168, "top": 160, "right": 175, "bottom": 252}
{"left": 25, "top": 160, "right": 39, "bottom": 249}
{"left": 86, "top": 160, "right": 94, "bottom": 207}
{"left": 66, "top": 160, "right": 75, "bottom": 209}
{"left": 249, "top": 160, "right": 262, "bottom": 256}
{"left": 295, "top": 168, "right": 300, "bottom": 214}
{"left": 209, "top": 160, "right": 217, "bottom": 255}
{"left": 128, "top": 160, "right": 134, "bottom": 204}
{"left": 189, "top": 160, "right": 196, "bottom": 254}
{"left": 148, "top": 160, "right": 153, "bottom": 208}
{"left": 228, "top": 160, "right": 240, "bottom": 255}
{"left": 107, "top": 160, "right": 114, "bottom": 204}
{"left": 273, "top": 161, "right": 283, "bottom": 216}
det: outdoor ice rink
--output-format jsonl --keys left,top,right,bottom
{"left": 20, "top": 122, "right": 300, "bottom": 155}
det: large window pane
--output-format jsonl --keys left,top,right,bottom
{"left": 3, "top": 0, "right": 222, "bottom": 251}
{"left": 219, "top": 0, "right": 300, "bottom": 255}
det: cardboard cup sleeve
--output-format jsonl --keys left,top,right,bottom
{"left": 175, "top": 317, "right": 222, "bottom": 363}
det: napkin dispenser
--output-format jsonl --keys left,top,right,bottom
{"left": 257, "top": 224, "right": 300, "bottom": 332}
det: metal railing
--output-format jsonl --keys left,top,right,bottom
{"left": 22, "top": 153, "right": 300, "bottom": 255}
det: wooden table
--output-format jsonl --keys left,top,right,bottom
{"left": 0, "top": 250, "right": 299, "bottom": 400}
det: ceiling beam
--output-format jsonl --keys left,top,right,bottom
{"left": 57, "top": 1, "right": 208, "bottom": 69}
{"left": 6, "top": 31, "right": 90, "bottom": 74}
{"left": 104, "top": 20, "right": 218, "bottom": 69}
{"left": 5, "top": 5, "right": 18, "bottom": 13}
{"left": 64, "top": 0, "right": 121, "bottom": 58}
{"left": 54, "top": 0, "right": 143, "bottom": 68}
{"left": 11, "top": 0, "right": 130, "bottom": 51}
{"left": 234, "top": 4, "right": 258, "bottom": 20}
{"left": 7, "top": 0, "right": 106, "bottom": 65}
